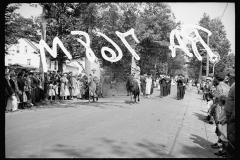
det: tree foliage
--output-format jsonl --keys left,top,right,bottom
{"left": 5, "top": 3, "right": 40, "bottom": 53}
{"left": 187, "top": 13, "right": 231, "bottom": 78}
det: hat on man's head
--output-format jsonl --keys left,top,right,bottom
{"left": 206, "top": 77, "right": 213, "bottom": 81}
{"left": 215, "top": 72, "right": 225, "bottom": 81}
{"left": 228, "top": 69, "right": 235, "bottom": 77}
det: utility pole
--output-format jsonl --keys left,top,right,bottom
{"left": 206, "top": 36, "right": 210, "bottom": 77}
{"left": 40, "top": 4, "right": 47, "bottom": 91}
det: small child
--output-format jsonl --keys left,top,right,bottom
{"left": 206, "top": 93, "right": 214, "bottom": 123}
{"left": 213, "top": 95, "right": 227, "bottom": 157}
{"left": 48, "top": 81, "right": 55, "bottom": 101}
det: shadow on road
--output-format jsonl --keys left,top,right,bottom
{"left": 179, "top": 134, "right": 217, "bottom": 158}
{"left": 28, "top": 144, "right": 99, "bottom": 158}
{"left": 193, "top": 112, "right": 208, "bottom": 123}
{"left": 99, "top": 137, "right": 174, "bottom": 158}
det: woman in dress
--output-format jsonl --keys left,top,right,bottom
{"left": 71, "top": 73, "right": 79, "bottom": 99}
{"left": 5, "top": 71, "right": 18, "bottom": 112}
{"left": 9, "top": 73, "right": 21, "bottom": 111}
{"left": 63, "top": 73, "right": 70, "bottom": 100}
{"left": 48, "top": 81, "right": 55, "bottom": 101}
{"left": 145, "top": 73, "right": 152, "bottom": 99}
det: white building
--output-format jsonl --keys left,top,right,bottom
{"left": 5, "top": 38, "right": 80, "bottom": 72}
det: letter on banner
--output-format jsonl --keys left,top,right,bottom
{"left": 39, "top": 37, "right": 72, "bottom": 72}
{"left": 116, "top": 28, "right": 140, "bottom": 60}
{"left": 96, "top": 32, "right": 123, "bottom": 62}
{"left": 71, "top": 31, "right": 96, "bottom": 62}
{"left": 180, "top": 24, "right": 214, "bottom": 61}
{"left": 169, "top": 29, "right": 193, "bottom": 58}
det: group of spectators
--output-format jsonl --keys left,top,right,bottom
{"left": 138, "top": 73, "right": 172, "bottom": 99}
{"left": 197, "top": 70, "right": 235, "bottom": 158}
{"left": 5, "top": 67, "right": 98, "bottom": 112}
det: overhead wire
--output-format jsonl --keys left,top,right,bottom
{"left": 220, "top": 3, "right": 228, "bottom": 20}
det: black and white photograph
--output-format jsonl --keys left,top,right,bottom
{"left": 5, "top": 2, "right": 235, "bottom": 158}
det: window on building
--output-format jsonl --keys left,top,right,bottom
{"left": 8, "top": 59, "right": 12, "bottom": 66}
{"left": 25, "top": 46, "right": 28, "bottom": 53}
{"left": 55, "top": 61, "right": 57, "bottom": 70}
{"left": 17, "top": 46, "right": 20, "bottom": 53}
{"left": 27, "top": 59, "right": 31, "bottom": 65}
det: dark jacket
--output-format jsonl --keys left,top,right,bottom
{"left": 17, "top": 77, "right": 25, "bottom": 92}
{"left": 225, "top": 83, "right": 235, "bottom": 121}
{"left": 5, "top": 78, "right": 14, "bottom": 98}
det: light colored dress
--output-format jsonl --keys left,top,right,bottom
{"left": 64, "top": 79, "right": 70, "bottom": 96}
{"left": 6, "top": 95, "right": 18, "bottom": 111}
{"left": 145, "top": 77, "right": 152, "bottom": 95}
{"left": 72, "top": 77, "right": 80, "bottom": 96}
{"left": 48, "top": 84, "right": 55, "bottom": 96}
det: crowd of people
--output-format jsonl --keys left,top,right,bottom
{"left": 5, "top": 67, "right": 100, "bottom": 112}
{"left": 196, "top": 70, "right": 235, "bottom": 158}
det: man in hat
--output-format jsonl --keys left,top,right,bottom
{"left": 167, "top": 75, "right": 172, "bottom": 95}
{"left": 210, "top": 72, "right": 230, "bottom": 156}
{"left": 140, "top": 74, "right": 147, "bottom": 96}
{"left": 159, "top": 74, "right": 164, "bottom": 98}
{"left": 224, "top": 69, "right": 235, "bottom": 158}
{"left": 176, "top": 74, "right": 184, "bottom": 100}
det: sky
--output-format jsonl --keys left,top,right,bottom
{"left": 14, "top": 3, "right": 235, "bottom": 54}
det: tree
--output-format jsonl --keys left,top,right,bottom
{"left": 134, "top": 3, "right": 179, "bottom": 75}
{"left": 187, "top": 13, "right": 231, "bottom": 79}
{"left": 5, "top": 3, "right": 40, "bottom": 53}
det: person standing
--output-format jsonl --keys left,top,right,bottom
{"left": 145, "top": 73, "right": 152, "bottom": 98}
{"left": 159, "top": 75, "right": 164, "bottom": 98}
{"left": 141, "top": 74, "right": 147, "bottom": 96}
{"left": 161, "top": 75, "right": 167, "bottom": 97}
{"left": 17, "top": 72, "right": 26, "bottom": 109}
{"left": 224, "top": 69, "right": 235, "bottom": 158}
{"left": 5, "top": 71, "right": 17, "bottom": 111}
{"left": 67, "top": 72, "right": 73, "bottom": 100}
{"left": 177, "top": 74, "right": 184, "bottom": 100}
{"left": 167, "top": 75, "right": 172, "bottom": 95}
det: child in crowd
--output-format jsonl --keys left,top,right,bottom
{"left": 213, "top": 95, "right": 228, "bottom": 157}
{"left": 48, "top": 81, "right": 55, "bottom": 101}
{"left": 206, "top": 93, "right": 214, "bottom": 124}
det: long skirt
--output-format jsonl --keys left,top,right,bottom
{"left": 64, "top": 86, "right": 70, "bottom": 96}
{"left": 160, "top": 85, "right": 163, "bottom": 97}
{"left": 177, "top": 86, "right": 184, "bottom": 99}
{"left": 48, "top": 89, "right": 55, "bottom": 96}
{"left": 72, "top": 87, "right": 80, "bottom": 97}
{"left": 60, "top": 83, "right": 65, "bottom": 96}
{"left": 163, "top": 86, "right": 167, "bottom": 96}
{"left": 31, "top": 88, "right": 36, "bottom": 103}
{"left": 6, "top": 96, "right": 18, "bottom": 111}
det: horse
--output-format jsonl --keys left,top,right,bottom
{"left": 88, "top": 75, "right": 99, "bottom": 102}
{"left": 126, "top": 76, "right": 140, "bottom": 104}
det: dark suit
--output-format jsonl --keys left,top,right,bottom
{"left": 167, "top": 79, "right": 171, "bottom": 95}
{"left": 162, "top": 78, "right": 167, "bottom": 96}
{"left": 177, "top": 79, "right": 184, "bottom": 100}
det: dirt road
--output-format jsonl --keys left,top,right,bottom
{"left": 5, "top": 86, "right": 219, "bottom": 158}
